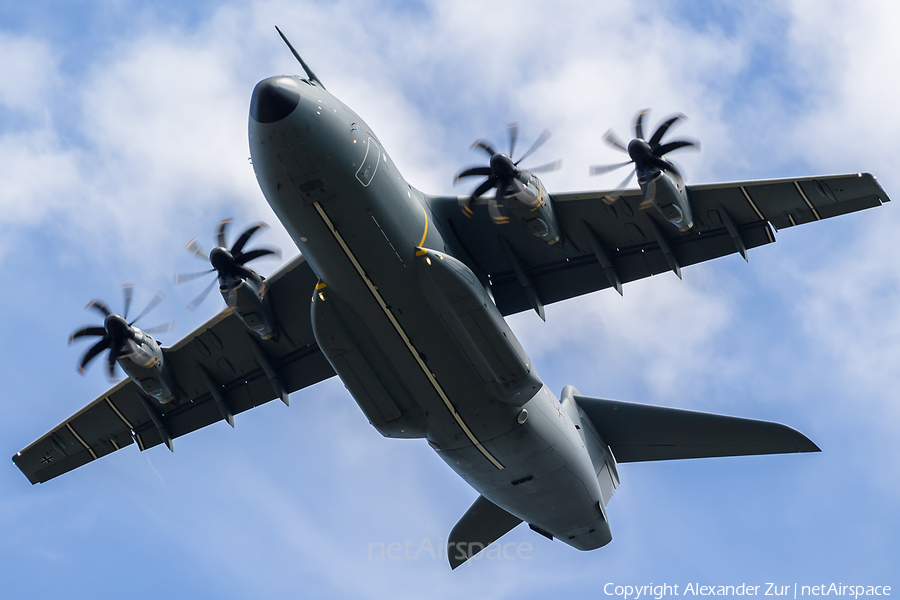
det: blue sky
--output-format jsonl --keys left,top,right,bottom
{"left": 2, "top": 1, "right": 899, "bottom": 598}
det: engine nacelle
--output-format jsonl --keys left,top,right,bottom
{"left": 641, "top": 170, "right": 694, "bottom": 232}
{"left": 222, "top": 274, "right": 278, "bottom": 340}
{"left": 117, "top": 329, "right": 178, "bottom": 404}
{"left": 501, "top": 172, "right": 562, "bottom": 245}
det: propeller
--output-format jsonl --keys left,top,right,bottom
{"left": 590, "top": 110, "right": 698, "bottom": 208}
{"left": 175, "top": 219, "right": 281, "bottom": 310}
{"left": 69, "top": 285, "right": 173, "bottom": 380}
{"left": 454, "top": 124, "right": 561, "bottom": 221}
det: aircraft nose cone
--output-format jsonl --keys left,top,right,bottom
{"left": 250, "top": 76, "right": 302, "bottom": 123}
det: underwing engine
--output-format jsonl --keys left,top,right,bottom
{"left": 176, "top": 219, "right": 282, "bottom": 340}
{"left": 590, "top": 109, "right": 698, "bottom": 232}
{"left": 455, "top": 124, "right": 564, "bottom": 245}
{"left": 68, "top": 286, "right": 178, "bottom": 404}
{"left": 117, "top": 329, "right": 179, "bottom": 404}
{"left": 224, "top": 275, "right": 278, "bottom": 340}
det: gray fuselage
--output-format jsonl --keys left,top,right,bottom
{"left": 248, "top": 75, "right": 610, "bottom": 549}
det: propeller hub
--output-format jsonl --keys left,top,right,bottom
{"left": 104, "top": 314, "right": 132, "bottom": 339}
{"left": 209, "top": 247, "right": 235, "bottom": 274}
{"left": 490, "top": 153, "right": 519, "bottom": 180}
{"left": 627, "top": 138, "right": 655, "bottom": 167}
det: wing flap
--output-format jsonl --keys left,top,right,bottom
{"left": 13, "top": 255, "right": 335, "bottom": 484}
{"left": 574, "top": 395, "right": 820, "bottom": 463}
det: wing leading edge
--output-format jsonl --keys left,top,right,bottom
{"left": 429, "top": 173, "right": 889, "bottom": 317}
{"left": 13, "top": 254, "right": 334, "bottom": 484}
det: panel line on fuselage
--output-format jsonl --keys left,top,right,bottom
{"left": 311, "top": 201, "right": 505, "bottom": 470}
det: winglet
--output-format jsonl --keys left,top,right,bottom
{"left": 275, "top": 26, "right": 325, "bottom": 90}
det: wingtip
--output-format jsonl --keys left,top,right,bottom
{"left": 801, "top": 438, "right": 822, "bottom": 453}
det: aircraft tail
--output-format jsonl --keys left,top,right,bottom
{"left": 571, "top": 392, "right": 820, "bottom": 464}
{"left": 447, "top": 495, "right": 522, "bottom": 570}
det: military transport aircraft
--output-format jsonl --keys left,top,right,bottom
{"left": 13, "top": 30, "right": 891, "bottom": 570}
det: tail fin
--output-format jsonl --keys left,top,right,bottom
{"left": 447, "top": 495, "right": 522, "bottom": 569}
{"left": 574, "top": 395, "right": 820, "bottom": 463}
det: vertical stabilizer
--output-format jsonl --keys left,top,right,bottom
{"left": 447, "top": 495, "right": 522, "bottom": 569}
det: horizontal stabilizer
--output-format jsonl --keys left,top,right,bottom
{"left": 574, "top": 395, "right": 820, "bottom": 463}
{"left": 448, "top": 495, "right": 522, "bottom": 569}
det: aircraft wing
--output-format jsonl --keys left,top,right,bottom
{"left": 13, "top": 254, "right": 334, "bottom": 484}
{"left": 429, "top": 173, "right": 890, "bottom": 317}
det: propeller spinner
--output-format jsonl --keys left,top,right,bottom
{"left": 590, "top": 110, "right": 698, "bottom": 208}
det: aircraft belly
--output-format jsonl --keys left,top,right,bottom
{"left": 250, "top": 106, "right": 605, "bottom": 537}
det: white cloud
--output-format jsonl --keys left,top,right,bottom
{"left": 0, "top": 31, "right": 59, "bottom": 115}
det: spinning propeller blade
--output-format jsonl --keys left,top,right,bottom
{"left": 591, "top": 109, "right": 699, "bottom": 208}
{"left": 454, "top": 125, "right": 559, "bottom": 218}
{"left": 70, "top": 286, "right": 170, "bottom": 378}
{"left": 176, "top": 220, "right": 281, "bottom": 310}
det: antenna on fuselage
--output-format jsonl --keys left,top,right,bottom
{"left": 275, "top": 26, "right": 325, "bottom": 90}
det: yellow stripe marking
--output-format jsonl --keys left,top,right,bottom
{"left": 312, "top": 202, "right": 504, "bottom": 470}
{"left": 111, "top": 438, "right": 120, "bottom": 451}
{"left": 315, "top": 282, "right": 327, "bottom": 290}
{"left": 135, "top": 434, "right": 145, "bottom": 452}
{"left": 793, "top": 181, "right": 821, "bottom": 220}
{"left": 66, "top": 422, "right": 98, "bottom": 460}
{"left": 529, "top": 180, "right": 545, "bottom": 211}
{"left": 741, "top": 186, "right": 765, "bottom": 221}
{"left": 418, "top": 205, "right": 429, "bottom": 248}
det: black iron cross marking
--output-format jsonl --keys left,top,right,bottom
{"left": 40, "top": 453, "right": 53, "bottom": 464}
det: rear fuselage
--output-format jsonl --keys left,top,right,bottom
{"left": 248, "top": 75, "right": 610, "bottom": 549}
